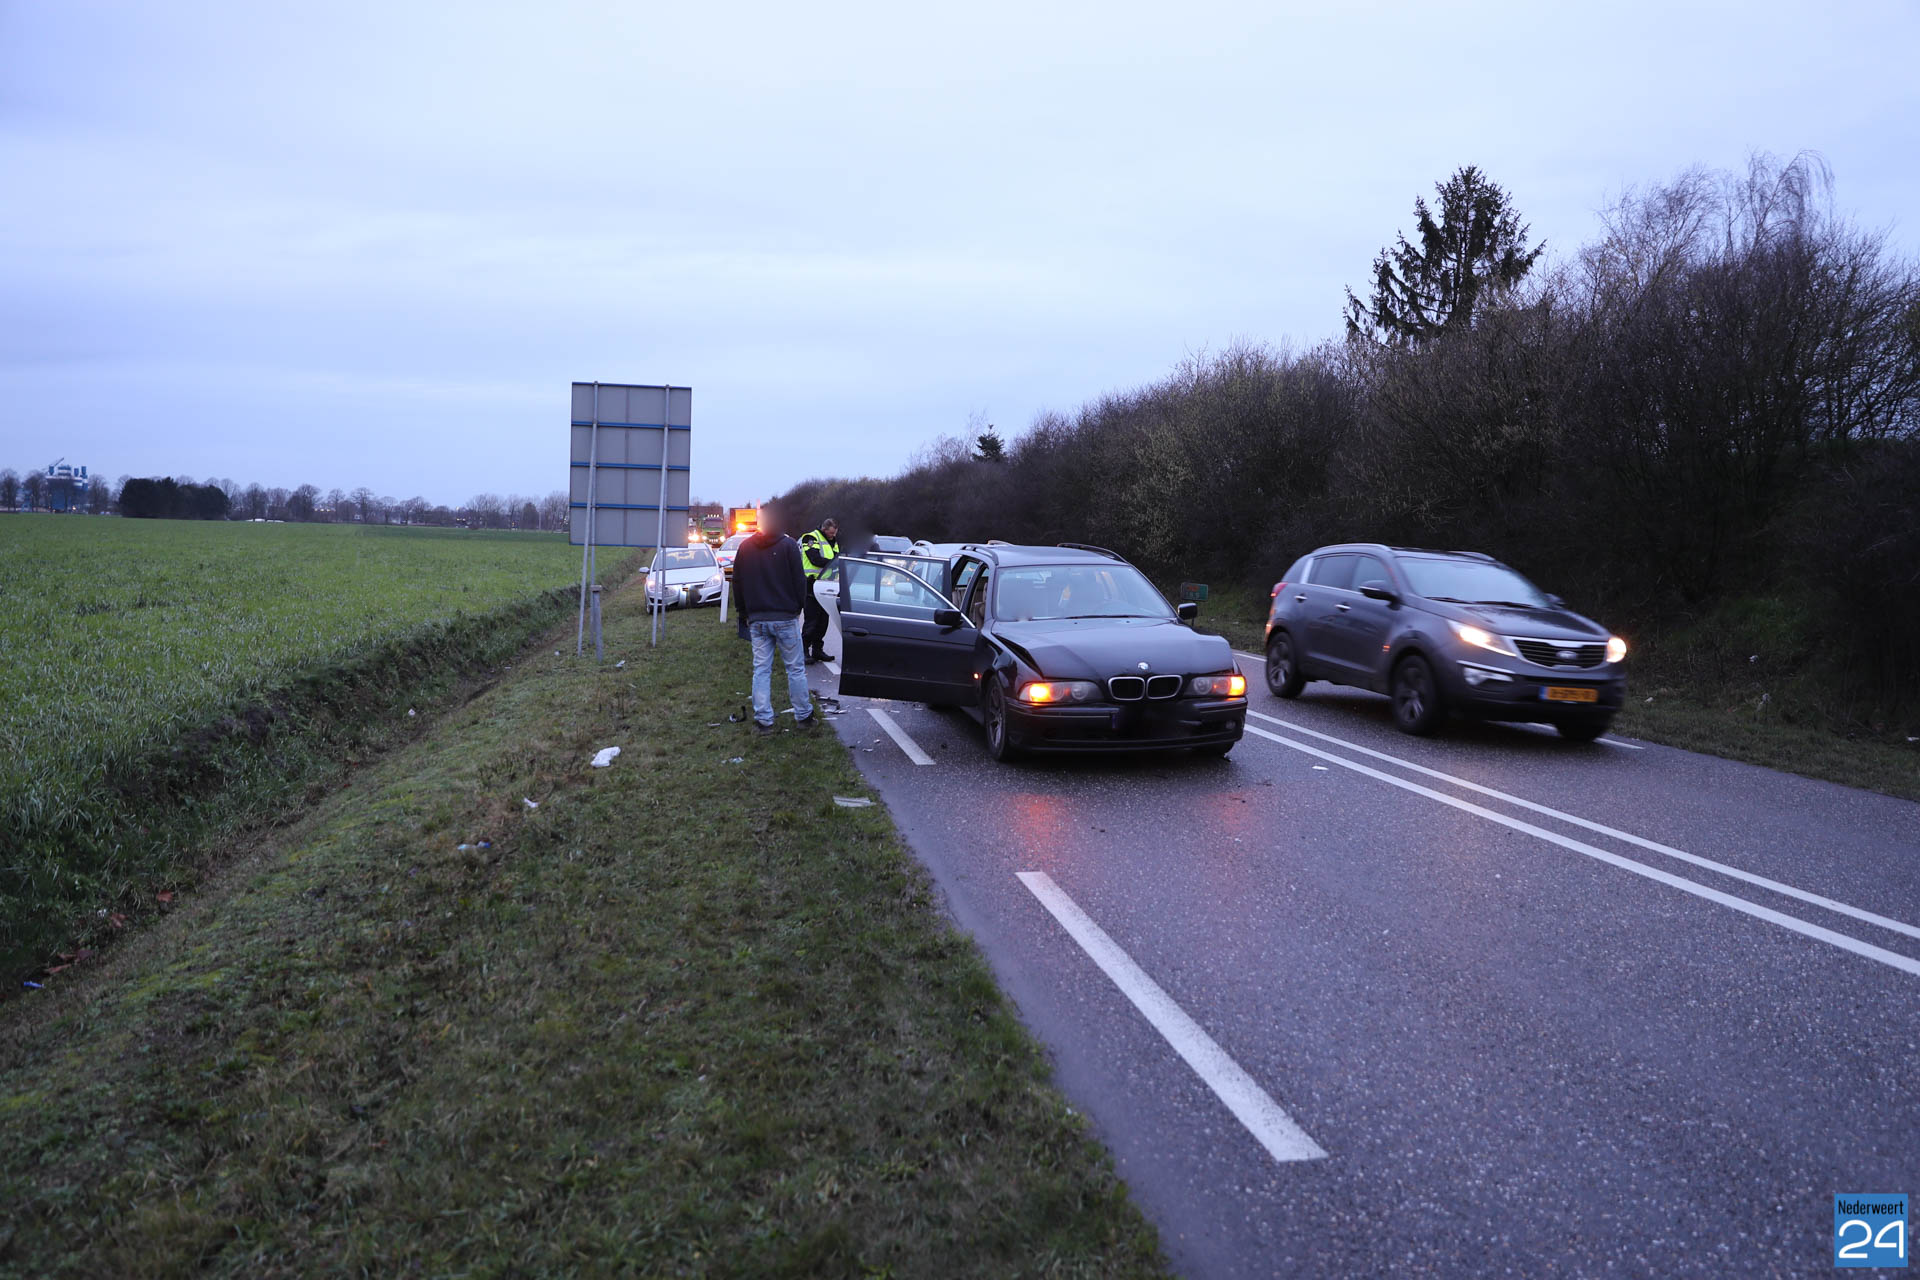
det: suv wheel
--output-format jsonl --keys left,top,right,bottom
{"left": 1265, "top": 631, "right": 1306, "bottom": 698}
{"left": 984, "top": 681, "right": 1022, "bottom": 761}
{"left": 1391, "top": 654, "right": 1446, "bottom": 736}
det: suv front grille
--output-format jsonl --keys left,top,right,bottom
{"left": 1108, "top": 676, "right": 1145, "bottom": 701}
{"left": 1514, "top": 639, "right": 1607, "bottom": 668}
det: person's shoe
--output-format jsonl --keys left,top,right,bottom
{"left": 794, "top": 711, "right": 818, "bottom": 729}
{"left": 818, "top": 651, "right": 835, "bottom": 663}
{"left": 804, "top": 651, "right": 821, "bottom": 665}
{"left": 753, "top": 720, "right": 776, "bottom": 735}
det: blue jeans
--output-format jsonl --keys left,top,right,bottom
{"left": 749, "top": 616, "right": 812, "bottom": 727}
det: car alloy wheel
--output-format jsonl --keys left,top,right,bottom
{"left": 984, "top": 681, "right": 1021, "bottom": 761}
{"left": 1391, "top": 654, "right": 1445, "bottom": 736}
{"left": 1265, "top": 630, "right": 1305, "bottom": 698}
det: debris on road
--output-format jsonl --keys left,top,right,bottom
{"left": 590, "top": 746, "right": 621, "bottom": 767}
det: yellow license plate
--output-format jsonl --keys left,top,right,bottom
{"left": 1543, "top": 686, "right": 1599, "bottom": 703}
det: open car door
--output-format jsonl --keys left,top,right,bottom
{"left": 835, "top": 557, "right": 981, "bottom": 706}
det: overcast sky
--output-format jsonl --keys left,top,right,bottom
{"left": 3, "top": 1, "right": 1917, "bottom": 510}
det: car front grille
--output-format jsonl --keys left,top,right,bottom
{"left": 1108, "top": 674, "right": 1184, "bottom": 700}
{"left": 1514, "top": 638, "right": 1608, "bottom": 668}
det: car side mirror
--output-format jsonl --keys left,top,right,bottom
{"left": 933, "top": 608, "right": 967, "bottom": 630}
{"left": 1176, "top": 601, "right": 1199, "bottom": 623}
{"left": 1357, "top": 581, "right": 1399, "bottom": 605}
{"left": 1548, "top": 594, "right": 1567, "bottom": 608}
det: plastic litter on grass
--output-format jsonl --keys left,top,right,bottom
{"left": 833, "top": 796, "right": 874, "bottom": 808}
{"left": 590, "top": 747, "right": 621, "bottom": 767}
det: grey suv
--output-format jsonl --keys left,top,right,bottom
{"left": 1263, "top": 545, "right": 1627, "bottom": 740}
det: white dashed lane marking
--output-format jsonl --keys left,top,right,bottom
{"left": 867, "top": 707, "right": 935, "bottom": 766}
{"left": 1017, "top": 871, "right": 1328, "bottom": 1165}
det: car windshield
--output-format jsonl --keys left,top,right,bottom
{"left": 719, "top": 535, "right": 746, "bottom": 553}
{"left": 1397, "top": 558, "right": 1552, "bottom": 608}
{"left": 992, "top": 563, "right": 1173, "bottom": 621}
{"left": 652, "top": 546, "right": 716, "bottom": 572}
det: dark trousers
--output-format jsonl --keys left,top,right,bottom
{"left": 802, "top": 589, "right": 830, "bottom": 657}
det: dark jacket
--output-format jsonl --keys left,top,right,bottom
{"left": 733, "top": 531, "right": 808, "bottom": 623}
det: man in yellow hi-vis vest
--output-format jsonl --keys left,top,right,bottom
{"left": 799, "top": 517, "right": 840, "bottom": 664}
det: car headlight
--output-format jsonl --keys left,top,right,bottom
{"left": 1449, "top": 619, "right": 1518, "bottom": 657}
{"left": 1607, "top": 635, "right": 1628, "bottom": 663}
{"left": 1018, "top": 680, "right": 1099, "bottom": 704}
{"left": 1187, "top": 673, "right": 1246, "bottom": 697}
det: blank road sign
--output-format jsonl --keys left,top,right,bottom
{"left": 570, "top": 382, "right": 692, "bottom": 547}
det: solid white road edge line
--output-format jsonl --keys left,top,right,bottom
{"left": 1246, "top": 709, "right": 1920, "bottom": 943}
{"left": 826, "top": 661, "right": 841, "bottom": 676}
{"left": 1240, "top": 723, "right": 1920, "bottom": 977}
{"left": 1015, "top": 870, "right": 1328, "bottom": 1164}
{"left": 867, "top": 707, "right": 935, "bottom": 766}
{"left": 1231, "top": 650, "right": 1644, "bottom": 749}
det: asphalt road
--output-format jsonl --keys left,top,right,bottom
{"left": 815, "top": 653, "right": 1920, "bottom": 1278}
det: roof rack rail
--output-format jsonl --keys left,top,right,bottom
{"left": 1390, "top": 546, "right": 1495, "bottom": 561}
{"left": 1057, "top": 541, "right": 1125, "bottom": 561}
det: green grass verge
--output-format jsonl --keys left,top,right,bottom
{"left": 1188, "top": 583, "right": 1919, "bottom": 802}
{"left": 0, "top": 588, "right": 1166, "bottom": 1278}
{"left": 0, "top": 522, "right": 630, "bottom": 978}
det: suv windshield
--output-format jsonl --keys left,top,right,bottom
{"left": 992, "top": 563, "right": 1173, "bottom": 621}
{"left": 1398, "top": 557, "right": 1551, "bottom": 608}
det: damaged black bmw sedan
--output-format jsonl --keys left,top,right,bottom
{"left": 834, "top": 543, "right": 1247, "bottom": 761}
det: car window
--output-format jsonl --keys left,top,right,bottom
{"left": 838, "top": 558, "right": 958, "bottom": 619}
{"left": 991, "top": 563, "right": 1173, "bottom": 620}
{"left": 1352, "top": 554, "right": 1392, "bottom": 589}
{"left": 951, "top": 558, "right": 981, "bottom": 603}
{"left": 966, "top": 572, "right": 991, "bottom": 627}
{"left": 1397, "top": 558, "right": 1552, "bottom": 607}
{"left": 652, "top": 546, "right": 716, "bottom": 571}
{"left": 1306, "top": 554, "right": 1357, "bottom": 590}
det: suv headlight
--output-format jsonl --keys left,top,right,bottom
{"left": 1449, "top": 619, "right": 1518, "bottom": 657}
{"left": 1187, "top": 673, "right": 1247, "bottom": 697}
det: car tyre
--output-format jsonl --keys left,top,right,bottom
{"left": 1194, "top": 740, "right": 1234, "bottom": 758}
{"left": 1265, "top": 631, "right": 1306, "bottom": 698}
{"left": 984, "top": 681, "right": 1022, "bottom": 762}
{"left": 1556, "top": 717, "right": 1610, "bottom": 742}
{"left": 1391, "top": 654, "right": 1446, "bottom": 736}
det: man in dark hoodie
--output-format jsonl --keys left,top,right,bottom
{"left": 731, "top": 506, "right": 815, "bottom": 734}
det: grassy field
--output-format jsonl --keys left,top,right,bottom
{"left": 0, "top": 586, "right": 1166, "bottom": 1278}
{"left": 1189, "top": 583, "right": 1920, "bottom": 803}
{"left": 0, "top": 518, "right": 625, "bottom": 977}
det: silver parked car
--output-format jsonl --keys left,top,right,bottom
{"left": 645, "top": 545, "right": 725, "bottom": 608}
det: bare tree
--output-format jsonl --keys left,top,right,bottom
{"left": 289, "top": 484, "right": 319, "bottom": 521}
{"left": 538, "top": 490, "right": 570, "bottom": 530}
{"left": 468, "top": 493, "right": 507, "bottom": 528}
{"left": 322, "top": 487, "right": 347, "bottom": 522}
{"left": 242, "top": 484, "right": 267, "bottom": 519}
{"left": 22, "top": 470, "right": 47, "bottom": 511}
{"left": 88, "top": 475, "right": 114, "bottom": 514}
{"left": 0, "top": 468, "right": 17, "bottom": 512}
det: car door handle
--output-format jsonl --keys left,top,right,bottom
{"left": 1335, "top": 602, "right": 1352, "bottom": 612}
{"left": 1293, "top": 594, "right": 1307, "bottom": 602}
{"left": 847, "top": 627, "right": 870, "bottom": 637}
